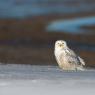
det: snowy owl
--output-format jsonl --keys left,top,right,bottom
{"left": 54, "top": 40, "right": 85, "bottom": 71}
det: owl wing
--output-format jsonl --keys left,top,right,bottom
{"left": 78, "top": 56, "right": 85, "bottom": 65}
{"left": 65, "top": 48, "right": 85, "bottom": 66}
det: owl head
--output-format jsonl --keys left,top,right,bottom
{"left": 55, "top": 40, "right": 67, "bottom": 51}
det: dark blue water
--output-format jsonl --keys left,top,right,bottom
{"left": 47, "top": 16, "right": 95, "bottom": 34}
{"left": 0, "top": 0, "right": 95, "bottom": 18}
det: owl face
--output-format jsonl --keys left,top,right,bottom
{"left": 55, "top": 40, "right": 67, "bottom": 50}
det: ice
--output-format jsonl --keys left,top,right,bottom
{"left": 0, "top": 64, "right": 95, "bottom": 95}
{"left": 47, "top": 16, "right": 95, "bottom": 34}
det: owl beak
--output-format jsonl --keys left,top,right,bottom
{"left": 59, "top": 44, "right": 63, "bottom": 47}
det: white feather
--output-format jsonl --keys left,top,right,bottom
{"left": 54, "top": 40, "right": 85, "bottom": 71}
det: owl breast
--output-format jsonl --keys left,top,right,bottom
{"left": 55, "top": 51, "right": 76, "bottom": 70}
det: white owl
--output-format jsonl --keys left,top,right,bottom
{"left": 54, "top": 40, "right": 85, "bottom": 71}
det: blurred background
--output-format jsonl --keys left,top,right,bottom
{"left": 0, "top": 0, "right": 95, "bottom": 67}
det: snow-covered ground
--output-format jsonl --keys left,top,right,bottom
{"left": 0, "top": 64, "right": 95, "bottom": 95}
{"left": 47, "top": 16, "right": 95, "bottom": 34}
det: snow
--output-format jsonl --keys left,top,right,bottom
{"left": 47, "top": 16, "right": 95, "bottom": 34}
{"left": 0, "top": 64, "right": 95, "bottom": 95}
